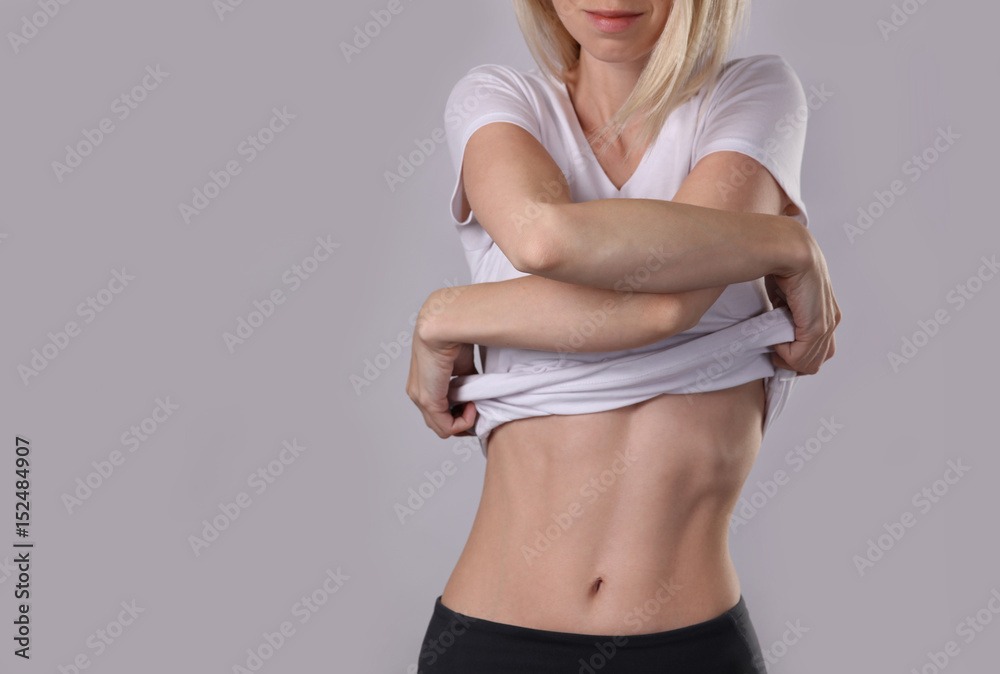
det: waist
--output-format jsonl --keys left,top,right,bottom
{"left": 441, "top": 381, "right": 765, "bottom": 635}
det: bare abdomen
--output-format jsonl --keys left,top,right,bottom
{"left": 439, "top": 378, "right": 767, "bottom": 635}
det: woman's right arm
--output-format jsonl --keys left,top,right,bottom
{"left": 416, "top": 274, "right": 719, "bottom": 355}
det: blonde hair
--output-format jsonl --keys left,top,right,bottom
{"left": 511, "top": 0, "right": 749, "bottom": 160}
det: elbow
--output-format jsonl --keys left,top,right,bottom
{"left": 510, "top": 202, "right": 565, "bottom": 275}
{"left": 668, "top": 298, "right": 701, "bottom": 336}
{"left": 642, "top": 294, "right": 700, "bottom": 344}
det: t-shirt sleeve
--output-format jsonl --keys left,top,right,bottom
{"left": 444, "top": 64, "right": 544, "bottom": 226}
{"left": 691, "top": 54, "right": 809, "bottom": 228}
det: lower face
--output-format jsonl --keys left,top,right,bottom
{"left": 551, "top": 1, "right": 672, "bottom": 64}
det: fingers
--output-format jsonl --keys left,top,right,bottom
{"left": 824, "top": 332, "right": 836, "bottom": 363}
{"left": 770, "top": 351, "right": 794, "bottom": 371}
{"left": 406, "top": 339, "right": 480, "bottom": 439}
{"left": 452, "top": 402, "right": 479, "bottom": 437}
{"left": 773, "top": 318, "right": 837, "bottom": 375}
{"left": 773, "top": 338, "right": 824, "bottom": 375}
{"left": 773, "top": 342, "right": 808, "bottom": 375}
{"left": 421, "top": 400, "right": 477, "bottom": 439}
{"left": 448, "top": 401, "right": 478, "bottom": 437}
{"left": 425, "top": 407, "right": 456, "bottom": 439}
{"left": 773, "top": 267, "right": 841, "bottom": 375}
{"left": 440, "top": 404, "right": 476, "bottom": 438}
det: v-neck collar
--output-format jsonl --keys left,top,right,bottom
{"left": 555, "top": 76, "right": 659, "bottom": 194}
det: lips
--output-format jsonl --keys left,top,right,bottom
{"left": 587, "top": 9, "right": 642, "bottom": 18}
{"left": 584, "top": 9, "right": 642, "bottom": 33}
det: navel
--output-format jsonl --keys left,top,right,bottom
{"left": 591, "top": 576, "right": 603, "bottom": 594}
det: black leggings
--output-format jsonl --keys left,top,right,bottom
{"left": 416, "top": 594, "right": 767, "bottom": 674}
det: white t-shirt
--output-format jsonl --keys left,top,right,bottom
{"left": 442, "top": 54, "right": 810, "bottom": 458}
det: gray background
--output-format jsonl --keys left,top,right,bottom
{"left": 0, "top": 1, "right": 997, "bottom": 672}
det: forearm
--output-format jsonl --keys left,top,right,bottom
{"left": 417, "top": 275, "right": 693, "bottom": 353}
{"left": 534, "top": 199, "right": 809, "bottom": 293}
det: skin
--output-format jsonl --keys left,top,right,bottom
{"left": 406, "top": 0, "right": 840, "bottom": 635}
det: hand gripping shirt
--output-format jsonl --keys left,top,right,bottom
{"left": 442, "top": 54, "right": 810, "bottom": 458}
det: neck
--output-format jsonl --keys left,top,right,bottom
{"left": 564, "top": 51, "right": 647, "bottom": 135}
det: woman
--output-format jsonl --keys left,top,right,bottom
{"left": 407, "top": 1, "right": 840, "bottom": 671}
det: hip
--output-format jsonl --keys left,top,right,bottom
{"left": 418, "top": 591, "right": 768, "bottom": 674}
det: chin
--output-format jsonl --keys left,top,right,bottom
{"left": 563, "top": 14, "right": 665, "bottom": 64}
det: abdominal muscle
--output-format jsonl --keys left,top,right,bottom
{"left": 439, "top": 378, "right": 767, "bottom": 636}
